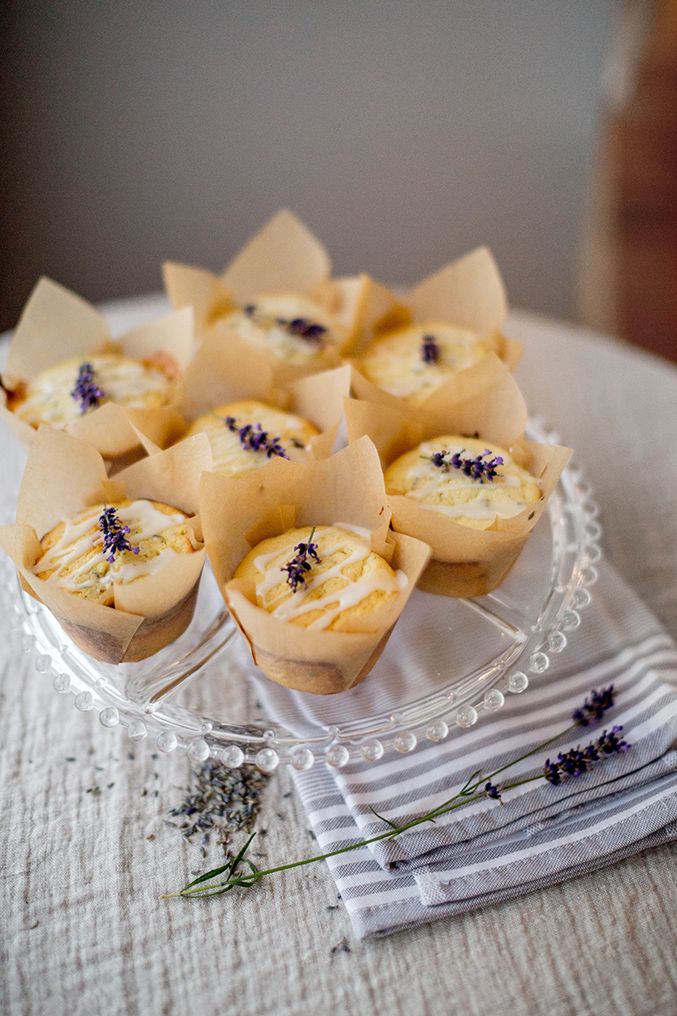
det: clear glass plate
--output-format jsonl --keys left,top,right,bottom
{"left": 2, "top": 418, "right": 601, "bottom": 772}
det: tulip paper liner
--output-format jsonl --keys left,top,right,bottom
{"left": 349, "top": 246, "right": 523, "bottom": 405}
{"left": 0, "top": 277, "right": 193, "bottom": 458}
{"left": 163, "top": 208, "right": 400, "bottom": 383}
{"left": 199, "top": 436, "right": 431, "bottom": 695}
{"left": 0, "top": 427, "right": 211, "bottom": 663}
{"left": 345, "top": 355, "right": 572, "bottom": 598}
{"left": 174, "top": 332, "right": 351, "bottom": 465}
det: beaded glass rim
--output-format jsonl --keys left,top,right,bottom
{"left": 3, "top": 418, "right": 601, "bottom": 773}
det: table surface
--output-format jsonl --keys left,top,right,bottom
{"left": 2, "top": 300, "right": 676, "bottom": 1016}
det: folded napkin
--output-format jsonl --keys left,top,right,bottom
{"left": 288, "top": 561, "right": 677, "bottom": 938}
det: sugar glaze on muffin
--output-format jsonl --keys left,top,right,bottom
{"left": 8, "top": 353, "right": 177, "bottom": 430}
{"left": 358, "top": 322, "right": 491, "bottom": 403}
{"left": 220, "top": 294, "right": 345, "bottom": 364}
{"left": 234, "top": 524, "right": 406, "bottom": 631}
{"left": 34, "top": 499, "right": 195, "bottom": 603}
{"left": 186, "top": 400, "right": 318, "bottom": 477}
{"left": 385, "top": 436, "right": 541, "bottom": 530}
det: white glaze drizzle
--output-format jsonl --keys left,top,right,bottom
{"left": 251, "top": 525, "right": 406, "bottom": 631}
{"left": 34, "top": 500, "right": 187, "bottom": 593}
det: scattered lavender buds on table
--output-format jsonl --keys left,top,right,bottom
{"left": 421, "top": 334, "right": 440, "bottom": 364}
{"left": 70, "top": 362, "right": 104, "bottom": 413}
{"left": 98, "top": 507, "right": 139, "bottom": 564}
{"left": 224, "top": 416, "right": 288, "bottom": 459}
{"left": 282, "top": 527, "right": 321, "bottom": 593}
{"left": 427, "top": 448, "right": 504, "bottom": 482}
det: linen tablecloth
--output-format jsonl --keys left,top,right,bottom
{"left": 1, "top": 302, "right": 676, "bottom": 1016}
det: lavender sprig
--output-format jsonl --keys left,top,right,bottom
{"left": 281, "top": 527, "right": 321, "bottom": 593}
{"left": 243, "top": 304, "right": 327, "bottom": 345}
{"left": 70, "top": 362, "right": 104, "bottom": 414}
{"left": 98, "top": 507, "right": 139, "bottom": 564}
{"left": 164, "top": 685, "right": 630, "bottom": 900}
{"left": 572, "top": 686, "right": 616, "bottom": 726}
{"left": 223, "top": 416, "right": 288, "bottom": 460}
{"left": 421, "top": 334, "right": 439, "bottom": 364}
{"left": 427, "top": 447, "right": 504, "bottom": 483}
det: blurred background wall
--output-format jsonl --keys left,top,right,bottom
{"left": 2, "top": 1, "right": 619, "bottom": 331}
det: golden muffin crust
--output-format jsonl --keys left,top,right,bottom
{"left": 385, "top": 436, "right": 540, "bottom": 530}
{"left": 358, "top": 322, "right": 490, "bottom": 403}
{"left": 219, "top": 293, "right": 345, "bottom": 364}
{"left": 8, "top": 353, "right": 177, "bottom": 429}
{"left": 234, "top": 524, "right": 406, "bottom": 632}
{"left": 186, "top": 399, "right": 319, "bottom": 477}
{"left": 34, "top": 499, "right": 194, "bottom": 604}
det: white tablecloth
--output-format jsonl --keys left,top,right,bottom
{"left": 2, "top": 301, "right": 676, "bottom": 1016}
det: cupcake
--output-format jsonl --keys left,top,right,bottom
{"left": 384, "top": 437, "right": 541, "bottom": 528}
{"left": 199, "top": 437, "right": 431, "bottom": 694}
{"left": 174, "top": 332, "right": 351, "bottom": 472}
{"left": 185, "top": 400, "right": 319, "bottom": 476}
{"left": 34, "top": 499, "right": 197, "bottom": 604}
{"left": 357, "top": 322, "right": 492, "bottom": 405}
{"left": 0, "top": 427, "right": 211, "bottom": 662}
{"left": 345, "top": 355, "right": 571, "bottom": 597}
{"left": 164, "top": 209, "right": 398, "bottom": 382}
{"left": 350, "top": 247, "right": 523, "bottom": 410}
{"left": 234, "top": 525, "right": 407, "bottom": 631}
{"left": 0, "top": 277, "right": 192, "bottom": 459}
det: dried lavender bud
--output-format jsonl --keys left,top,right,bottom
{"left": 426, "top": 448, "right": 504, "bottom": 482}
{"left": 71, "top": 362, "right": 104, "bottom": 414}
{"left": 572, "top": 685, "right": 615, "bottom": 726}
{"left": 98, "top": 506, "right": 139, "bottom": 564}
{"left": 543, "top": 726, "right": 630, "bottom": 785}
{"left": 484, "top": 781, "right": 502, "bottom": 801}
{"left": 242, "top": 304, "right": 327, "bottom": 345}
{"left": 224, "top": 416, "right": 289, "bottom": 459}
{"left": 281, "top": 528, "right": 321, "bottom": 592}
{"left": 421, "top": 334, "right": 440, "bottom": 364}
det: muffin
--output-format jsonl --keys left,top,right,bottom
{"left": 8, "top": 353, "right": 177, "bottom": 431}
{"left": 185, "top": 399, "right": 317, "bottom": 476}
{"left": 34, "top": 498, "right": 197, "bottom": 604}
{"left": 218, "top": 294, "right": 347, "bottom": 365}
{"left": 234, "top": 524, "right": 407, "bottom": 632}
{"left": 358, "top": 323, "right": 491, "bottom": 404}
{"left": 385, "top": 436, "right": 541, "bottom": 530}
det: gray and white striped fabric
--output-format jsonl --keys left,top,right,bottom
{"left": 289, "top": 561, "right": 677, "bottom": 938}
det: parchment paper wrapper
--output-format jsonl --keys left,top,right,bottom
{"left": 345, "top": 356, "right": 572, "bottom": 598}
{"left": 0, "top": 277, "right": 194, "bottom": 458}
{"left": 349, "top": 246, "right": 523, "bottom": 408}
{"left": 200, "top": 437, "right": 431, "bottom": 694}
{"left": 163, "top": 209, "right": 399, "bottom": 382}
{"left": 0, "top": 427, "right": 211, "bottom": 662}
{"left": 174, "top": 332, "right": 351, "bottom": 463}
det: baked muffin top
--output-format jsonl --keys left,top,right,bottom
{"left": 34, "top": 499, "right": 195, "bottom": 604}
{"left": 218, "top": 294, "right": 345, "bottom": 364}
{"left": 186, "top": 400, "right": 318, "bottom": 477}
{"left": 234, "top": 524, "right": 406, "bottom": 632}
{"left": 385, "top": 436, "right": 540, "bottom": 530}
{"left": 8, "top": 353, "right": 177, "bottom": 429}
{"left": 358, "top": 322, "right": 490, "bottom": 403}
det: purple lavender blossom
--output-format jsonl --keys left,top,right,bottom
{"left": 421, "top": 334, "right": 440, "bottom": 364}
{"left": 572, "top": 685, "right": 615, "bottom": 726}
{"left": 543, "top": 726, "right": 630, "bottom": 785}
{"left": 98, "top": 507, "right": 139, "bottom": 564}
{"left": 71, "top": 362, "right": 104, "bottom": 414}
{"left": 484, "top": 781, "right": 502, "bottom": 801}
{"left": 224, "top": 416, "right": 288, "bottom": 459}
{"left": 427, "top": 448, "right": 504, "bottom": 482}
{"left": 281, "top": 528, "right": 321, "bottom": 593}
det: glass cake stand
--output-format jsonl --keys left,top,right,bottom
{"left": 2, "top": 418, "right": 601, "bottom": 772}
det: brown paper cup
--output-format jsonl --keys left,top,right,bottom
{"left": 345, "top": 356, "right": 571, "bottom": 598}
{"left": 0, "top": 277, "right": 194, "bottom": 458}
{"left": 0, "top": 427, "right": 212, "bottom": 662}
{"left": 199, "top": 437, "right": 431, "bottom": 694}
{"left": 174, "top": 332, "right": 350, "bottom": 463}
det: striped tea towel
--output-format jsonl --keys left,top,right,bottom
{"left": 289, "top": 561, "right": 677, "bottom": 938}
